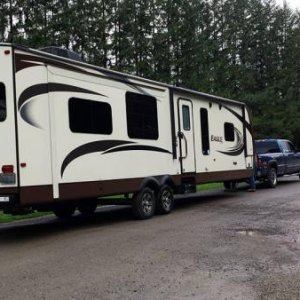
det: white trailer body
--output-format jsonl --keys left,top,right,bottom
{"left": 0, "top": 44, "right": 253, "bottom": 216}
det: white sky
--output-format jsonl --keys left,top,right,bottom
{"left": 276, "top": 0, "right": 300, "bottom": 10}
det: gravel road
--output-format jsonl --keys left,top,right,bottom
{"left": 1, "top": 177, "right": 300, "bottom": 300}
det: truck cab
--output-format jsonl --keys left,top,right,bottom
{"left": 255, "top": 139, "right": 300, "bottom": 187}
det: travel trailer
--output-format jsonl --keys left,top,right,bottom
{"left": 0, "top": 43, "right": 254, "bottom": 219}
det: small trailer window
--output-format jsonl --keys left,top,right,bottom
{"left": 126, "top": 92, "right": 158, "bottom": 140}
{"left": 200, "top": 108, "right": 210, "bottom": 155}
{"left": 224, "top": 122, "right": 235, "bottom": 141}
{"left": 182, "top": 105, "right": 190, "bottom": 130}
{"left": 69, "top": 98, "right": 112, "bottom": 134}
{"left": 0, "top": 83, "right": 6, "bottom": 122}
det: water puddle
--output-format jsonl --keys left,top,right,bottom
{"left": 236, "top": 230, "right": 256, "bottom": 236}
{"left": 234, "top": 227, "right": 282, "bottom": 237}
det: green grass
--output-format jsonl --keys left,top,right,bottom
{"left": 0, "top": 183, "right": 223, "bottom": 224}
{"left": 0, "top": 211, "right": 51, "bottom": 224}
{"left": 196, "top": 182, "right": 223, "bottom": 192}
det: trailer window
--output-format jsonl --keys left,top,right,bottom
{"left": 69, "top": 98, "right": 112, "bottom": 134}
{"left": 126, "top": 92, "right": 158, "bottom": 140}
{"left": 200, "top": 108, "right": 210, "bottom": 155}
{"left": 182, "top": 105, "right": 190, "bottom": 130}
{"left": 224, "top": 122, "right": 235, "bottom": 141}
{"left": 0, "top": 83, "right": 6, "bottom": 122}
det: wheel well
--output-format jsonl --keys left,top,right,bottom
{"left": 139, "top": 176, "right": 175, "bottom": 193}
{"left": 269, "top": 162, "right": 277, "bottom": 172}
{"left": 159, "top": 175, "right": 175, "bottom": 190}
{"left": 139, "top": 177, "right": 160, "bottom": 193}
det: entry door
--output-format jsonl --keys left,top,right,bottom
{"left": 178, "top": 99, "right": 196, "bottom": 173}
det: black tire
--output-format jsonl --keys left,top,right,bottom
{"left": 156, "top": 185, "right": 174, "bottom": 215}
{"left": 78, "top": 200, "right": 98, "bottom": 216}
{"left": 53, "top": 203, "right": 76, "bottom": 219}
{"left": 132, "top": 187, "right": 156, "bottom": 220}
{"left": 223, "top": 181, "right": 237, "bottom": 191}
{"left": 266, "top": 167, "right": 277, "bottom": 188}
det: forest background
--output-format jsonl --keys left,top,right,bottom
{"left": 0, "top": 0, "right": 299, "bottom": 145}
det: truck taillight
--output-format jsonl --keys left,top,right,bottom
{"left": 256, "top": 158, "right": 264, "bottom": 168}
{"left": 2, "top": 165, "right": 14, "bottom": 173}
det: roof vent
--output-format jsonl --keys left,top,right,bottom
{"left": 39, "top": 47, "right": 83, "bottom": 62}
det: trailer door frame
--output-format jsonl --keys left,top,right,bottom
{"left": 178, "top": 98, "right": 196, "bottom": 173}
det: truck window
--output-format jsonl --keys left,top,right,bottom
{"left": 200, "top": 108, "right": 210, "bottom": 155}
{"left": 0, "top": 83, "right": 6, "bottom": 122}
{"left": 126, "top": 92, "right": 158, "bottom": 140}
{"left": 255, "top": 141, "right": 280, "bottom": 154}
{"left": 69, "top": 98, "right": 112, "bottom": 134}
{"left": 281, "top": 141, "right": 295, "bottom": 153}
{"left": 224, "top": 122, "right": 234, "bottom": 141}
{"left": 288, "top": 142, "right": 295, "bottom": 152}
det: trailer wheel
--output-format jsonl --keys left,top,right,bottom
{"left": 53, "top": 204, "right": 76, "bottom": 219}
{"left": 156, "top": 185, "right": 174, "bottom": 214}
{"left": 78, "top": 200, "right": 98, "bottom": 216}
{"left": 266, "top": 167, "right": 277, "bottom": 188}
{"left": 132, "top": 187, "right": 156, "bottom": 220}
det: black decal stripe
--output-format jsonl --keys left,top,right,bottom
{"left": 15, "top": 54, "right": 163, "bottom": 95}
{"left": 16, "top": 60, "right": 41, "bottom": 72}
{"left": 223, "top": 105, "right": 252, "bottom": 133}
{"left": 218, "top": 127, "right": 245, "bottom": 156}
{"left": 226, "top": 128, "right": 244, "bottom": 151}
{"left": 19, "top": 84, "right": 48, "bottom": 110}
{"left": 15, "top": 53, "right": 85, "bottom": 73}
{"left": 20, "top": 100, "right": 41, "bottom": 128}
{"left": 103, "top": 145, "right": 172, "bottom": 155}
{"left": 18, "top": 83, "right": 106, "bottom": 110}
{"left": 61, "top": 140, "right": 135, "bottom": 177}
{"left": 218, "top": 147, "right": 245, "bottom": 156}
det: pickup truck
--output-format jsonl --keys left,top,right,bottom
{"left": 255, "top": 139, "right": 300, "bottom": 187}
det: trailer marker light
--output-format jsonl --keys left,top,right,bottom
{"left": 20, "top": 163, "right": 26, "bottom": 168}
{"left": 4, "top": 50, "right": 10, "bottom": 55}
{"left": 2, "top": 165, "right": 14, "bottom": 173}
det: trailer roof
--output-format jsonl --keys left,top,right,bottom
{"left": 2, "top": 43, "right": 245, "bottom": 107}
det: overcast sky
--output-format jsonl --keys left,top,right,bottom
{"left": 276, "top": 0, "right": 300, "bottom": 10}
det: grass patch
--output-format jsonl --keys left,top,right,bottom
{"left": 197, "top": 182, "right": 223, "bottom": 192}
{"left": 0, "top": 211, "right": 51, "bottom": 224}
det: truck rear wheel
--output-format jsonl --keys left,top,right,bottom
{"left": 132, "top": 187, "right": 156, "bottom": 220}
{"left": 53, "top": 203, "right": 76, "bottom": 219}
{"left": 156, "top": 185, "right": 174, "bottom": 215}
{"left": 267, "top": 167, "right": 277, "bottom": 188}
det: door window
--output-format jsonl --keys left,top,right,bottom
{"left": 281, "top": 141, "right": 292, "bottom": 153}
{"left": 182, "top": 105, "right": 190, "bottom": 131}
{"left": 0, "top": 83, "right": 6, "bottom": 122}
{"left": 288, "top": 142, "right": 295, "bottom": 152}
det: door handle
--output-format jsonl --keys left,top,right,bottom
{"left": 178, "top": 131, "right": 188, "bottom": 159}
